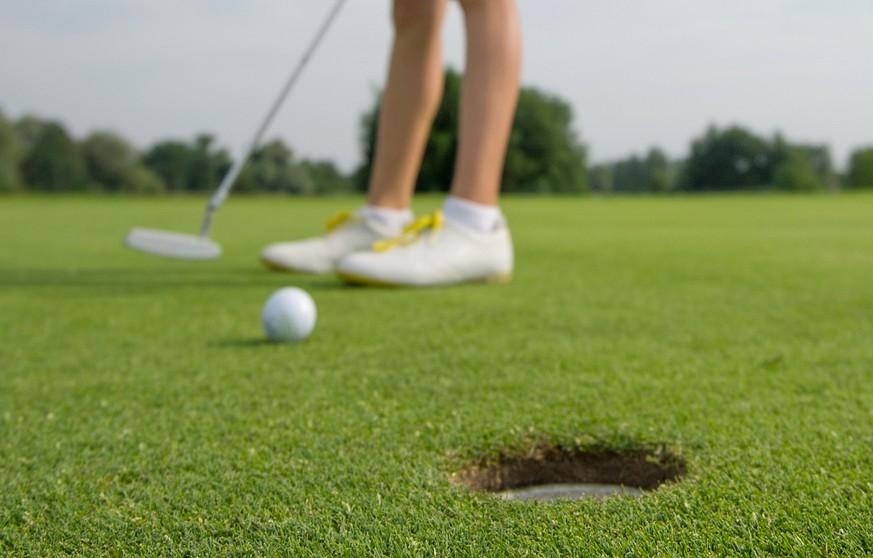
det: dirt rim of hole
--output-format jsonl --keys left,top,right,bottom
{"left": 452, "top": 445, "right": 687, "bottom": 498}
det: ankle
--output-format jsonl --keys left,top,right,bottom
{"left": 357, "top": 205, "right": 414, "bottom": 234}
{"left": 442, "top": 196, "right": 504, "bottom": 233}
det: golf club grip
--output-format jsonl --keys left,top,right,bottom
{"left": 203, "top": 0, "right": 349, "bottom": 225}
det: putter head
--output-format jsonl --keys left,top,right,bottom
{"left": 125, "top": 227, "right": 222, "bottom": 260}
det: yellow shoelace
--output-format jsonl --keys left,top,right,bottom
{"left": 373, "top": 211, "right": 444, "bottom": 252}
{"left": 324, "top": 210, "right": 355, "bottom": 232}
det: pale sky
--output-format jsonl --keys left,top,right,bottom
{"left": 2, "top": 1, "right": 872, "bottom": 172}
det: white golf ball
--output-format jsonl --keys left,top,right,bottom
{"left": 261, "top": 287, "right": 317, "bottom": 343}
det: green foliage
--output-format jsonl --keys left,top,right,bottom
{"left": 419, "top": 69, "right": 462, "bottom": 192}
{"left": 775, "top": 137, "right": 832, "bottom": 185}
{"left": 191, "top": 134, "right": 232, "bottom": 193}
{"left": 121, "top": 165, "right": 166, "bottom": 194}
{"left": 682, "top": 125, "right": 773, "bottom": 191}
{"left": 356, "top": 68, "right": 589, "bottom": 194}
{"left": 846, "top": 147, "right": 873, "bottom": 188}
{"left": 355, "top": 70, "right": 463, "bottom": 194}
{"left": 0, "top": 108, "right": 23, "bottom": 193}
{"left": 681, "top": 125, "right": 832, "bottom": 192}
{"left": 81, "top": 131, "right": 134, "bottom": 188}
{"left": 301, "top": 159, "right": 354, "bottom": 195}
{"left": 586, "top": 165, "right": 611, "bottom": 194}
{"left": 4, "top": 104, "right": 356, "bottom": 195}
{"left": 590, "top": 148, "right": 677, "bottom": 194}
{"left": 140, "top": 140, "right": 192, "bottom": 191}
{"left": 645, "top": 148, "right": 672, "bottom": 193}
{"left": 142, "top": 134, "right": 231, "bottom": 193}
{"left": 772, "top": 149, "right": 825, "bottom": 192}
{"left": 82, "top": 131, "right": 165, "bottom": 194}
{"left": 237, "top": 140, "right": 312, "bottom": 194}
{"left": 235, "top": 139, "right": 353, "bottom": 195}
{"left": 1, "top": 104, "right": 863, "bottom": 197}
{"left": 355, "top": 98, "right": 380, "bottom": 193}
{"left": 503, "top": 84, "right": 589, "bottom": 193}
{"left": 18, "top": 119, "right": 88, "bottom": 192}
{"left": 14, "top": 114, "right": 47, "bottom": 150}
{"left": 140, "top": 135, "right": 349, "bottom": 196}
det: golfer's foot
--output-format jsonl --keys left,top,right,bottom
{"left": 261, "top": 210, "right": 403, "bottom": 274}
{"left": 335, "top": 211, "right": 513, "bottom": 287}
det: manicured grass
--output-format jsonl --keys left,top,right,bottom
{"left": 2, "top": 193, "right": 872, "bottom": 556}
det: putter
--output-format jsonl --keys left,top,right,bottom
{"left": 126, "top": 0, "right": 348, "bottom": 260}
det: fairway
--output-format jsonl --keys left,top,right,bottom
{"left": 2, "top": 194, "right": 872, "bottom": 555}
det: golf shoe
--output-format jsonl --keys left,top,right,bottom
{"left": 336, "top": 211, "right": 513, "bottom": 287}
{"left": 261, "top": 210, "right": 399, "bottom": 274}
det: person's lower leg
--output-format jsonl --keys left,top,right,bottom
{"left": 449, "top": 0, "right": 521, "bottom": 207}
{"left": 367, "top": 0, "right": 449, "bottom": 210}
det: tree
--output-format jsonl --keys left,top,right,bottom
{"left": 682, "top": 125, "right": 772, "bottom": 191}
{"left": 121, "top": 165, "right": 165, "bottom": 194}
{"left": 19, "top": 119, "right": 88, "bottom": 192}
{"left": 610, "top": 154, "right": 647, "bottom": 193}
{"left": 503, "top": 84, "right": 589, "bottom": 193}
{"left": 142, "top": 135, "right": 230, "bottom": 193}
{"left": 846, "top": 147, "right": 873, "bottom": 189}
{"left": 587, "top": 164, "right": 613, "bottom": 194}
{"left": 81, "top": 130, "right": 165, "bottom": 193}
{"left": 14, "top": 115, "right": 47, "bottom": 151}
{"left": 142, "top": 140, "right": 195, "bottom": 192}
{"left": 250, "top": 140, "right": 315, "bottom": 194}
{"left": 235, "top": 139, "right": 354, "bottom": 195}
{"left": 774, "top": 139, "right": 834, "bottom": 187}
{"left": 189, "top": 134, "right": 231, "bottom": 193}
{"left": 236, "top": 139, "right": 313, "bottom": 194}
{"left": 588, "top": 148, "right": 676, "bottom": 194}
{"left": 82, "top": 131, "right": 131, "bottom": 190}
{"left": 0, "top": 108, "right": 23, "bottom": 193}
{"left": 772, "top": 149, "right": 824, "bottom": 192}
{"left": 645, "top": 148, "right": 672, "bottom": 193}
{"left": 301, "top": 160, "right": 354, "bottom": 195}
{"left": 356, "top": 68, "right": 588, "bottom": 194}
{"left": 355, "top": 70, "right": 461, "bottom": 193}
{"left": 680, "top": 125, "right": 831, "bottom": 192}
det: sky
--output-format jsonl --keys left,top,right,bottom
{"left": 2, "top": 1, "right": 872, "bottom": 172}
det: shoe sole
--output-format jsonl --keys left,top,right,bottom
{"left": 336, "top": 271, "right": 513, "bottom": 288}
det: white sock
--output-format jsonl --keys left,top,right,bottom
{"left": 442, "top": 196, "right": 504, "bottom": 233}
{"left": 357, "top": 205, "right": 414, "bottom": 234}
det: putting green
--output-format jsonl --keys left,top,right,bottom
{"left": 1, "top": 193, "right": 872, "bottom": 555}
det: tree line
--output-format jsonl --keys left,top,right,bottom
{"left": 0, "top": 109, "right": 352, "bottom": 195}
{"left": 2, "top": 68, "right": 872, "bottom": 195}
{"left": 590, "top": 127, "right": 873, "bottom": 194}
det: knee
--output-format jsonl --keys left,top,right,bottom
{"left": 392, "top": 0, "right": 445, "bottom": 35}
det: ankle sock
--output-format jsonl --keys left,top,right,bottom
{"left": 442, "top": 196, "right": 504, "bottom": 233}
{"left": 357, "top": 205, "right": 414, "bottom": 234}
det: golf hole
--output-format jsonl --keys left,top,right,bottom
{"left": 453, "top": 446, "right": 686, "bottom": 502}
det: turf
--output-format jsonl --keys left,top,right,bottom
{"left": 1, "top": 193, "right": 872, "bottom": 556}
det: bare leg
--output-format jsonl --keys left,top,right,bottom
{"left": 451, "top": 0, "right": 522, "bottom": 206}
{"left": 332, "top": 0, "right": 519, "bottom": 285}
{"left": 367, "top": 0, "right": 449, "bottom": 210}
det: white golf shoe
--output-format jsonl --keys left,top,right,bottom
{"left": 336, "top": 211, "right": 513, "bottom": 287}
{"left": 261, "top": 211, "right": 398, "bottom": 274}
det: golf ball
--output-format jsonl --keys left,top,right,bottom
{"left": 261, "top": 287, "right": 317, "bottom": 343}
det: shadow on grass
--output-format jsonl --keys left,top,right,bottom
{"left": 208, "top": 338, "right": 292, "bottom": 349}
{"left": 0, "top": 267, "right": 350, "bottom": 294}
